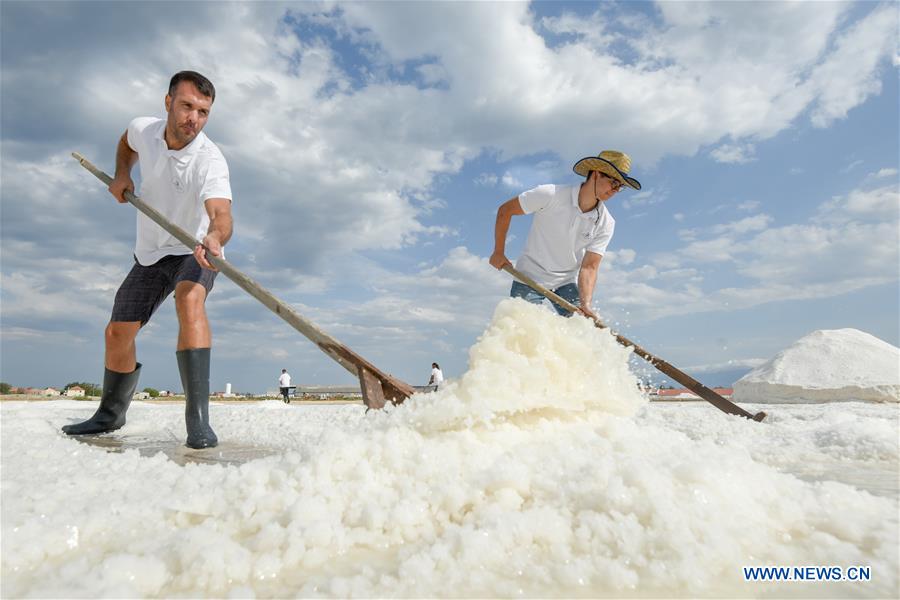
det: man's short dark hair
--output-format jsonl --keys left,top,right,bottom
{"left": 168, "top": 71, "right": 216, "bottom": 103}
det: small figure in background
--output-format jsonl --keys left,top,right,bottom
{"left": 428, "top": 363, "right": 444, "bottom": 391}
{"left": 279, "top": 369, "right": 292, "bottom": 403}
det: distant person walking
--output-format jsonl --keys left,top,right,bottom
{"left": 489, "top": 150, "right": 640, "bottom": 318}
{"left": 279, "top": 369, "right": 292, "bottom": 403}
{"left": 62, "top": 71, "right": 232, "bottom": 449}
{"left": 428, "top": 363, "right": 444, "bottom": 391}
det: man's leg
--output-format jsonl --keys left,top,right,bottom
{"left": 105, "top": 321, "right": 141, "bottom": 372}
{"left": 550, "top": 283, "right": 581, "bottom": 316}
{"left": 62, "top": 258, "right": 160, "bottom": 435}
{"left": 510, "top": 281, "right": 546, "bottom": 305}
{"left": 175, "top": 281, "right": 211, "bottom": 351}
{"left": 174, "top": 279, "right": 217, "bottom": 448}
{"left": 62, "top": 322, "right": 144, "bottom": 435}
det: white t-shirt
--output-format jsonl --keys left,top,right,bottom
{"left": 127, "top": 117, "right": 232, "bottom": 265}
{"left": 430, "top": 367, "right": 444, "bottom": 384}
{"left": 515, "top": 184, "right": 615, "bottom": 289}
{"left": 279, "top": 373, "right": 291, "bottom": 387}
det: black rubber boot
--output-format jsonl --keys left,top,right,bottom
{"left": 177, "top": 348, "right": 218, "bottom": 449}
{"left": 62, "top": 363, "right": 142, "bottom": 435}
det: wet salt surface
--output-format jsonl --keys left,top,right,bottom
{"left": 2, "top": 300, "right": 898, "bottom": 598}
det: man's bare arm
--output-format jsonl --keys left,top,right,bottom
{"left": 489, "top": 197, "right": 524, "bottom": 270}
{"left": 109, "top": 131, "right": 138, "bottom": 203}
{"left": 194, "top": 198, "right": 233, "bottom": 270}
{"left": 576, "top": 251, "right": 603, "bottom": 319}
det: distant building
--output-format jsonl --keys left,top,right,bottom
{"left": 42, "top": 387, "right": 60, "bottom": 397}
{"left": 293, "top": 385, "right": 363, "bottom": 399}
{"left": 132, "top": 391, "right": 150, "bottom": 400}
{"left": 65, "top": 386, "right": 85, "bottom": 398}
{"left": 651, "top": 388, "right": 733, "bottom": 400}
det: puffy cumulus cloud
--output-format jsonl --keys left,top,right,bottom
{"left": 711, "top": 215, "right": 773, "bottom": 236}
{"left": 735, "top": 221, "right": 897, "bottom": 287}
{"left": 816, "top": 184, "right": 900, "bottom": 222}
{"left": 709, "top": 143, "right": 756, "bottom": 165}
{"left": 605, "top": 248, "right": 637, "bottom": 266}
{"left": 805, "top": 3, "right": 898, "bottom": 128}
{"left": 676, "top": 214, "right": 772, "bottom": 244}
{"left": 329, "top": 0, "right": 895, "bottom": 168}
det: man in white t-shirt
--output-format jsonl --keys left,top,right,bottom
{"left": 62, "top": 71, "right": 233, "bottom": 449}
{"left": 279, "top": 369, "right": 292, "bottom": 404}
{"left": 489, "top": 150, "right": 641, "bottom": 319}
{"left": 428, "top": 363, "right": 444, "bottom": 391}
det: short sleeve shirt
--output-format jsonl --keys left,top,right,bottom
{"left": 127, "top": 117, "right": 232, "bottom": 265}
{"left": 431, "top": 368, "right": 444, "bottom": 384}
{"left": 279, "top": 373, "right": 291, "bottom": 387}
{"left": 515, "top": 184, "right": 615, "bottom": 289}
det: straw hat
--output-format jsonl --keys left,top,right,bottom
{"left": 572, "top": 150, "right": 641, "bottom": 190}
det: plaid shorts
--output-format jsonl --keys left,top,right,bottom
{"left": 111, "top": 254, "right": 217, "bottom": 325}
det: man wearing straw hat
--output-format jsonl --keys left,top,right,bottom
{"left": 489, "top": 151, "right": 640, "bottom": 318}
{"left": 61, "top": 70, "right": 231, "bottom": 449}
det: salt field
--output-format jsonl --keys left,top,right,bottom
{"left": 2, "top": 300, "right": 898, "bottom": 598}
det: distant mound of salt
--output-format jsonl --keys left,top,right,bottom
{"left": 733, "top": 328, "right": 900, "bottom": 404}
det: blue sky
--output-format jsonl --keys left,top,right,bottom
{"left": 1, "top": 1, "right": 898, "bottom": 393}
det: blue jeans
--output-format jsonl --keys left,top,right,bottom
{"left": 510, "top": 281, "right": 581, "bottom": 316}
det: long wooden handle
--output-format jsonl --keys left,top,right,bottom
{"left": 502, "top": 264, "right": 765, "bottom": 421}
{"left": 72, "top": 152, "right": 414, "bottom": 403}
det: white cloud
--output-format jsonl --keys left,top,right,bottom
{"left": 606, "top": 248, "right": 637, "bottom": 266}
{"left": 816, "top": 184, "right": 900, "bottom": 222}
{"left": 621, "top": 188, "right": 666, "bottom": 211}
{"left": 840, "top": 159, "right": 864, "bottom": 173}
{"left": 710, "top": 143, "right": 756, "bottom": 164}
{"left": 541, "top": 10, "right": 617, "bottom": 51}
{"left": 679, "top": 237, "right": 740, "bottom": 263}
{"left": 711, "top": 215, "right": 773, "bottom": 236}
{"left": 501, "top": 172, "right": 523, "bottom": 189}
{"left": 677, "top": 214, "right": 772, "bottom": 244}
{"left": 807, "top": 3, "right": 898, "bottom": 127}
{"left": 475, "top": 173, "right": 498, "bottom": 186}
